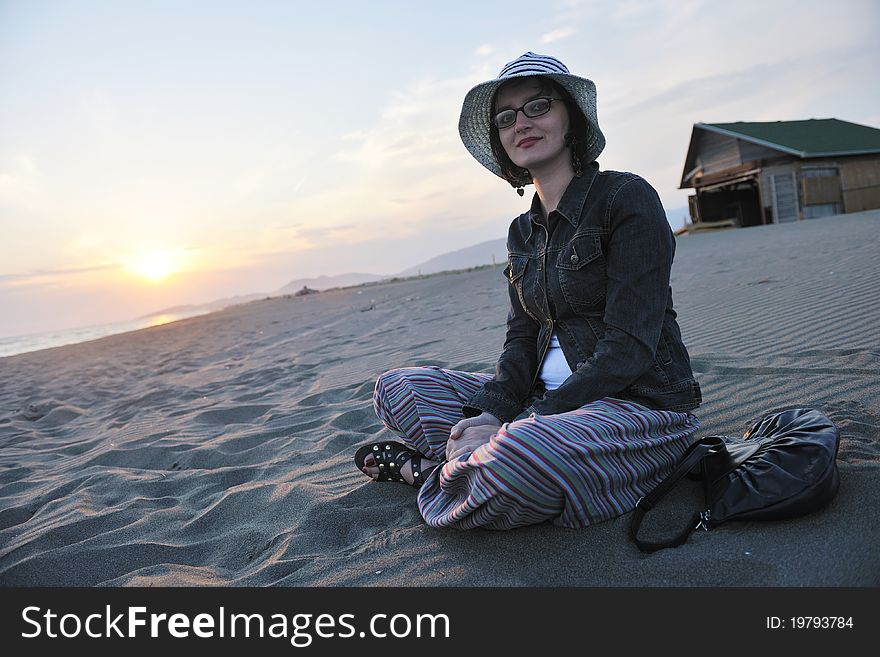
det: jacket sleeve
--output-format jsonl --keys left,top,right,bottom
{"left": 462, "top": 254, "right": 540, "bottom": 423}
{"left": 515, "top": 176, "right": 674, "bottom": 420}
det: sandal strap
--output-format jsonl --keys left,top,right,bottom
{"left": 410, "top": 454, "right": 423, "bottom": 486}
{"left": 375, "top": 443, "right": 413, "bottom": 483}
{"left": 378, "top": 469, "right": 402, "bottom": 482}
{"left": 410, "top": 454, "right": 441, "bottom": 488}
{"left": 361, "top": 441, "right": 436, "bottom": 488}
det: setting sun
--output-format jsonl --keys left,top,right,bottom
{"left": 124, "top": 249, "right": 186, "bottom": 282}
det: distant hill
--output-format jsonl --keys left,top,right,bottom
{"left": 275, "top": 272, "right": 385, "bottom": 294}
{"left": 393, "top": 238, "right": 507, "bottom": 278}
{"left": 271, "top": 239, "right": 508, "bottom": 294}
{"left": 137, "top": 292, "right": 265, "bottom": 319}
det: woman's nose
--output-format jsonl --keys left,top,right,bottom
{"left": 514, "top": 112, "right": 533, "bottom": 131}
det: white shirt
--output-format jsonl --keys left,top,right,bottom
{"left": 539, "top": 331, "right": 572, "bottom": 391}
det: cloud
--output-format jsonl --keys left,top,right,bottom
{"left": 35, "top": 263, "right": 121, "bottom": 276}
{"left": 289, "top": 223, "right": 357, "bottom": 240}
{"left": 331, "top": 72, "right": 480, "bottom": 171}
{"left": 475, "top": 45, "right": 494, "bottom": 56}
{"left": 540, "top": 27, "right": 575, "bottom": 44}
{"left": 606, "top": 44, "right": 871, "bottom": 123}
{"left": 0, "top": 263, "right": 121, "bottom": 287}
{"left": 230, "top": 221, "right": 362, "bottom": 258}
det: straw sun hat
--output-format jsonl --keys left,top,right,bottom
{"left": 458, "top": 51, "right": 606, "bottom": 180}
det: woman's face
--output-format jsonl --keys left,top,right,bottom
{"left": 494, "top": 78, "right": 571, "bottom": 177}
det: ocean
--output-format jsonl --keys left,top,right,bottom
{"left": 0, "top": 308, "right": 216, "bottom": 358}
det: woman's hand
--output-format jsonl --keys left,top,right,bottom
{"left": 447, "top": 413, "right": 502, "bottom": 461}
{"left": 449, "top": 412, "right": 502, "bottom": 440}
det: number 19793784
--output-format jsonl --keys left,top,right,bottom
{"left": 766, "top": 617, "right": 854, "bottom": 629}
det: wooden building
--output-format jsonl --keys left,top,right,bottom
{"left": 679, "top": 118, "right": 880, "bottom": 227}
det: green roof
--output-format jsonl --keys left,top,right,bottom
{"left": 703, "top": 119, "right": 880, "bottom": 157}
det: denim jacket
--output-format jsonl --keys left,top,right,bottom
{"left": 462, "top": 161, "right": 702, "bottom": 423}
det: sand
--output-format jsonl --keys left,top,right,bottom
{"left": 1, "top": 210, "right": 878, "bottom": 587}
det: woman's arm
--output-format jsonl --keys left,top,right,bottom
{"left": 461, "top": 257, "right": 540, "bottom": 422}
{"left": 516, "top": 176, "right": 674, "bottom": 419}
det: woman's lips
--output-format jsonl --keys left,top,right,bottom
{"left": 517, "top": 137, "right": 540, "bottom": 148}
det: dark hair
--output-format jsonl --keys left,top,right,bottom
{"left": 489, "top": 76, "right": 591, "bottom": 189}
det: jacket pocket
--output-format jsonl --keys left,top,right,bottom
{"left": 506, "top": 254, "right": 527, "bottom": 283}
{"left": 556, "top": 232, "right": 606, "bottom": 310}
{"left": 507, "top": 254, "right": 539, "bottom": 321}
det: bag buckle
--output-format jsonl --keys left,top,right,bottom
{"left": 695, "top": 510, "right": 711, "bottom": 531}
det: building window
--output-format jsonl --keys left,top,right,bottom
{"left": 801, "top": 167, "right": 843, "bottom": 218}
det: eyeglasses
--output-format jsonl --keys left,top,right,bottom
{"left": 493, "top": 97, "right": 563, "bottom": 130}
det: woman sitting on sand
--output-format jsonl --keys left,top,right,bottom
{"left": 354, "top": 52, "right": 702, "bottom": 529}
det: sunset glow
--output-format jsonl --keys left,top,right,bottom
{"left": 146, "top": 313, "right": 177, "bottom": 327}
{"left": 123, "top": 249, "right": 186, "bottom": 283}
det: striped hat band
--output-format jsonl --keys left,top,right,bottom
{"left": 498, "top": 52, "right": 571, "bottom": 77}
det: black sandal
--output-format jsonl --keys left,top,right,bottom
{"left": 353, "top": 441, "right": 436, "bottom": 489}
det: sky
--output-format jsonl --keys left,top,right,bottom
{"left": 1, "top": 0, "right": 878, "bottom": 339}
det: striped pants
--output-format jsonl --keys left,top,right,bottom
{"left": 372, "top": 366, "right": 701, "bottom": 530}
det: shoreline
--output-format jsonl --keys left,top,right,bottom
{"left": 0, "top": 264, "right": 504, "bottom": 360}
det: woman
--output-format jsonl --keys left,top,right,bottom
{"left": 354, "top": 52, "right": 702, "bottom": 530}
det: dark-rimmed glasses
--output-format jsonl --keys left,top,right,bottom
{"left": 493, "top": 97, "right": 563, "bottom": 130}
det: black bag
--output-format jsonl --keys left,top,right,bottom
{"left": 630, "top": 407, "right": 841, "bottom": 553}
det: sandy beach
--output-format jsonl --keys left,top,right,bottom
{"left": 1, "top": 210, "right": 878, "bottom": 587}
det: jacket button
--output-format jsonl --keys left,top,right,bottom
{"left": 570, "top": 254, "right": 579, "bottom": 264}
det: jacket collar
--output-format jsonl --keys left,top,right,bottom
{"left": 526, "top": 160, "right": 599, "bottom": 242}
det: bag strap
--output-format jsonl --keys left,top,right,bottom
{"left": 629, "top": 438, "right": 722, "bottom": 553}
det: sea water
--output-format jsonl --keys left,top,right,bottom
{"left": 0, "top": 309, "right": 214, "bottom": 358}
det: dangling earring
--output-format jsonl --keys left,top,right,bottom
{"left": 571, "top": 148, "right": 583, "bottom": 177}
{"left": 514, "top": 169, "right": 529, "bottom": 196}
{"left": 567, "top": 134, "right": 583, "bottom": 177}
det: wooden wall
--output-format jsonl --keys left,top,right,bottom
{"left": 839, "top": 159, "right": 880, "bottom": 213}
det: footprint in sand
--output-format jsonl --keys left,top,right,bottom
{"left": 17, "top": 400, "right": 84, "bottom": 426}
{"left": 17, "top": 400, "right": 58, "bottom": 421}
